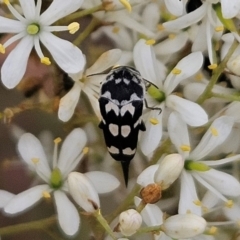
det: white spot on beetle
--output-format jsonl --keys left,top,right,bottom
{"left": 120, "top": 103, "right": 135, "bottom": 116}
{"left": 109, "top": 123, "right": 119, "bottom": 136}
{"left": 121, "top": 125, "right": 131, "bottom": 137}
{"left": 105, "top": 102, "right": 119, "bottom": 116}
{"left": 123, "top": 78, "right": 130, "bottom": 84}
{"left": 115, "top": 78, "right": 121, "bottom": 84}
{"left": 123, "top": 148, "right": 136, "bottom": 155}
{"left": 108, "top": 146, "right": 119, "bottom": 154}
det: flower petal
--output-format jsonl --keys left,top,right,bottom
{"left": 86, "top": 49, "right": 122, "bottom": 76}
{"left": 190, "top": 116, "right": 234, "bottom": 160}
{"left": 4, "top": 185, "right": 49, "bottom": 214}
{"left": 221, "top": 0, "right": 240, "bottom": 19}
{"left": 164, "top": 0, "right": 184, "bottom": 16}
{"left": 163, "top": 52, "right": 203, "bottom": 94}
{"left": 137, "top": 164, "right": 159, "bottom": 187}
{"left": 166, "top": 95, "right": 208, "bottom": 126}
{"left": 1, "top": 36, "right": 33, "bottom": 89}
{"left": 19, "top": 0, "right": 36, "bottom": 19}
{"left": 85, "top": 171, "right": 120, "bottom": 193}
{"left": 223, "top": 202, "right": 240, "bottom": 221}
{"left": 58, "top": 128, "right": 87, "bottom": 177}
{"left": 58, "top": 82, "right": 81, "bottom": 122}
{"left": 54, "top": 190, "right": 80, "bottom": 236}
{"left": 39, "top": 32, "right": 85, "bottom": 74}
{"left": 0, "top": 16, "right": 25, "bottom": 33}
{"left": 40, "top": 0, "right": 84, "bottom": 25}
{"left": 18, "top": 132, "right": 51, "bottom": 181}
{"left": 0, "top": 190, "right": 15, "bottom": 208}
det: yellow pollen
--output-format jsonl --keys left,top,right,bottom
{"left": 42, "top": 191, "right": 51, "bottom": 199}
{"left": 172, "top": 68, "right": 182, "bottom": 75}
{"left": 225, "top": 200, "right": 233, "bottom": 208}
{"left": 168, "top": 34, "right": 176, "bottom": 39}
{"left": 193, "top": 199, "right": 202, "bottom": 206}
{"left": 180, "top": 144, "right": 191, "bottom": 152}
{"left": 3, "top": 0, "right": 10, "bottom": 5}
{"left": 195, "top": 73, "right": 203, "bottom": 81}
{"left": 215, "top": 26, "right": 224, "bottom": 32}
{"left": 54, "top": 137, "right": 62, "bottom": 144}
{"left": 41, "top": 57, "right": 51, "bottom": 65}
{"left": 209, "top": 226, "right": 217, "bottom": 235}
{"left": 112, "top": 26, "right": 120, "bottom": 33}
{"left": 149, "top": 118, "right": 159, "bottom": 125}
{"left": 119, "top": 0, "right": 132, "bottom": 12}
{"left": 186, "top": 209, "right": 192, "bottom": 214}
{"left": 202, "top": 206, "right": 208, "bottom": 213}
{"left": 0, "top": 44, "right": 5, "bottom": 54}
{"left": 145, "top": 39, "right": 156, "bottom": 45}
{"left": 208, "top": 64, "right": 218, "bottom": 70}
{"left": 210, "top": 127, "right": 218, "bottom": 136}
{"left": 31, "top": 158, "right": 40, "bottom": 164}
{"left": 83, "top": 147, "right": 89, "bottom": 154}
{"left": 68, "top": 22, "right": 80, "bottom": 34}
{"left": 157, "top": 24, "right": 164, "bottom": 31}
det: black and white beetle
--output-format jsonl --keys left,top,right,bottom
{"left": 98, "top": 66, "right": 147, "bottom": 186}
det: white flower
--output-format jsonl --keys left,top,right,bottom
{"left": 168, "top": 112, "right": 240, "bottom": 215}
{"left": 118, "top": 209, "right": 142, "bottom": 236}
{"left": 0, "top": 0, "right": 85, "bottom": 89}
{"left": 4, "top": 128, "right": 120, "bottom": 236}
{"left": 133, "top": 39, "right": 208, "bottom": 155}
{"left": 0, "top": 190, "right": 15, "bottom": 208}
{"left": 58, "top": 49, "right": 122, "bottom": 122}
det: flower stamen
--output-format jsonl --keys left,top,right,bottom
{"left": 68, "top": 22, "right": 80, "bottom": 34}
{"left": 119, "top": 0, "right": 132, "bottom": 12}
{"left": 225, "top": 200, "right": 233, "bottom": 208}
{"left": 3, "top": 0, "right": 9, "bottom": 5}
{"left": 210, "top": 127, "right": 218, "bottom": 136}
{"left": 32, "top": 158, "right": 40, "bottom": 164}
{"left": 180, "top": 144, "right": 191, "bottom": 152}
{"left": 83, "top": 147, "right": 89, "bottom": 154}
{"left": 145, "top": 39, "right": 156, "bottom": 45}
{"left": 41, "top": 57, "right": 51, "bottom": 65}
{"left": 42, "top": 191, "right": 51, "bottom": 199}
{"left": 193, "top": 199, "right": 202, "bottom": 206}
{"left": 208, "top": 226, "right": 217, "bottom": 235}
{"left": 112, "top": 26, "right": 120, "bottom": 33}
{"left": 168, "top": 34, "right": 176, "bottom": 39}
{"left": 215, "top": 26, "right": 224, "bottom": 32}
{"left": 0, "top": 44, "right": 5, "bottom": 54}
{"left": 172, "top": 68, "right": 182, "bottom": 75}
{"left": 208, "top": 64, "right": 218, "bottom": 70}
{"left": 150, "top": 118, "right": 159, "bottom": 125}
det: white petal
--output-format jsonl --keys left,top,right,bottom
{"left": 166, "top": 95, "right": 208, "bottom": 126}
{"left": 163, "top": 3, "right": 207, "bottom": 31}
{"left": 163, "top": 52, "right": 203, "bottom": 94}
{"left": 202, "top": 190, "right": 220, "bottom": 209}
{"left": 58, "top": 82, "right": 81, "bottom": 122}
{"left": 167, "top": 112, "right": 190, "bottom": 158}
{"left": 85, "top": 171, "right": 120, "bottom": 193}
{"left": 54, "top": 190, "right": 80, "bottom": 236}
{"left": 58, "top": 128, "right": 87, "bottom": 176}
{"left": 18, "top": 133, "right": 51, "bottom": 181}
{"left": 223, "top": 202, "right": 240, "bottom": 221}
{"left": 197, "top": 169, "right": 240, "bottom": 197}
{"left": 4, "top": 185, "right": 49, "bottom": 214}
{"left": 0, "top": 16, "right": 25, "bottom": 33}
{"left": 164, "top": 0, "right": 184, "bottom": 16}
{"left": 179, "top": 171, "right": 202, "bottom": 215}
{"left": 221, "top": 0, "right": 240, "bottom": 19}
{"left": 40, "top": 0, "right": 84, "bottom": 25}
{"left": 39, "top": 32, "right": 85, "bottom": 74}
{"left": 1, "top": 36, "right": 33, "bottom": 89}
{"left": 68, "top": 172, "right": 100, "bottom": 212}
{"left": 0, "top": 190, "right": 15, "bottom": 208}
{"left": 137, "top": 164, "right": 159, "bottom": 187}
{"left": 19, "top": 0, "right": 36, "bottom": 19}
{"left": 86, "top": 49, "right": 122, "bottom": 76}
{"left": 190, "top": 116, "right": 234, "bottom": 160}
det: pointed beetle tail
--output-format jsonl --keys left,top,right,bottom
{"left": 121, "top": 161, "right": 130, "bottom": 187}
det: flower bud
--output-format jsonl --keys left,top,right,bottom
{"left": 154, "top": 154, "right": 183, "bottom": 190}
{"left": 162, "top": 213, "right": 207, "bottom": 239}
{"left": 119, "top": 209, "right": 142, "bottom": 236}
{"left": 140, "top": 183, "right": 162, "bottom": 204}
{"left": 227, "top": 55, "right": 240, "bottom": 76}
{"left": 68, "top": 172, "right": 100, "bottom": 212}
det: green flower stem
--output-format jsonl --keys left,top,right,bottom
{"left": 63, "top": 4, "right": 104, "bottom": 22}
{"left": 197, "top": 39, "right": 239, "bottom": 105}
{"left": 211, "top": 92, "right": 240, "bottom": 102}
{"left": 0, "top": 216, "right": 56, "bottom": 236}
{"left": 73, "top": 17, "right": 100, "bottom": 46}
{"left": 94, "top": 209, "right": 117, "bottom": 240}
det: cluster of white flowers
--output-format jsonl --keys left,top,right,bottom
{"left": 1, "top": 0, "right": 240, "bottom": 239}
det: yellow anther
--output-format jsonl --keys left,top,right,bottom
{"left": 145, "top": 39, "right": 156, "bottom": 45}
{"left": 186, "top": 209, "right": 192, "bottom": 214}
{"left": 209, "top": 226, "right": 217, "bottom": 235}
{"left": 68, "top": 22, "right": 80, "bottom": 34}
{"left": 195, "top": 73, "right": 203, "bottom": 81}
{"left": 41, "top": 57, "right": 51, "bottom": 65}
{"left": 210, "top": 127, "right": 218, "bottom": 136}
{"left": 54, "top": 137, "right": 62, "bottom": 144}
{"left": 112, "top": 26, "right": 120, "bottom": 33}
{"left": 168, "top": 34, "right": 176, "bottom": 39}
{"left": 119, "top": 0, "right": 132, "bottom": 12}
{"left": 0, "top": 44, "right": 5, "bottom": 54}
{"left": 31, "top": 158, "right": 40, "bottom": 164}
{"left": 225, "top": 200, "right": 233, "bottom": 208}
{"left": 180, "top": 144, "right": 191, "bottom": 152}
{"left": 3, "top": 0, "right": 10, "bottom": 5}
{"left": 149, "top": 118, "right": 159, "bottom": 125}
{"left": 202, "top": 206, "right": 208, "bottom": 213}
{"left": 193, "top": 199, "right": 202, "bottom": 206}
{"left": 172, "top": 68, "right": 182, "bottom": 75}
{"left": 157, "top": 24, "right": 164, "bottom": 31}
{"left": 215, "top": 26, "right": 224, "bottom": 32}
{"left": 42, "top": 191, "right": 51, "bottom": 199}
{"left": 208, "top": 64, "right": 218, "bottom": 70}
{"left": 83, "top": 147, "right": 89, "bottom": 154}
